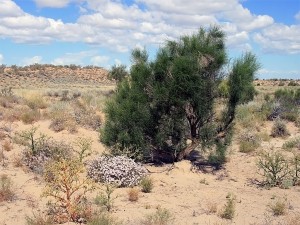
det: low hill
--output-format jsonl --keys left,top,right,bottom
{"left": 0, "top": 64, "right": 111, "bottom": 88}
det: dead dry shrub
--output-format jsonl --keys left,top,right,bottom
{"left": 0, "top": 174, "right": 15, "bottom": 202}
{"left": 43, "top": 159, "right": 94, "bottom": 223}
{"left": 268, "top": 197, "right": 288, "bottom": 216}
{"left": 206, "top": 201, "right": 218, "bottom": 214}
{"left": 20, "top": 109, "right": 41, "bottom": 124}
{"left": 2, "top": 140, "right": 12, "bottom": 152}
{"left": 128, "top": 187, "right": 139, "bottom": 202}
{"left": 25, "top": 212, "right": 54, "bottom": 225}
{"left": 25, "top": 94, "right": 48, "bottom": 110}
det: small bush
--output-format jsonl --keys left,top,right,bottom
{"left": 128, "top": 187, "right": 139, "bottom": 202}
{"left": 87, "top": 213, "right": 121, "bottom": 225}
{"left": 238, "top": 131, "right": 261, "bottom": 153}
{"left": 220, "top": 193, "right": 235, "bottom": 220}
{"left": 141, "top": 207, "right": 173, "bottom": 225}
{"left": 0, "top": 174, "right": 15, "bottom": 202}
{"left": 25, "top": 213, "right": 54, "bottom": 225}
{"left": 140, "top": 176, "right": 154, "bottom": 193}
{"left": 74, "top": 137, "right": 93, "bottom": 162}
{"left": 94, "top": 184, "right": 116, "bottom": 212}
{"left": 21, "top": 109, "right": 41, "bottom": 124}
{"left": 2, "top": 140, "right": 12, "bottom": 152}
{"left": 291, "top": 153, "right": 300, "bottom": 185}
{"left": 258, "top": 151, "right": 290, "bottom": 187}
{"left": 87, "top": 155, "right": 148, "bottom": 187}
{"left": 206, "top": 201, "right": 217, "bottom": 214}
{"left": 269, "top": 198, "right": 287, "bottom": 216}
{"left": 25, "top": 94, "right": 48, "bottom": 110}
{"left": 43, "top": 159, "right": 94, "bottom": 223}
{"left": 288, "top": 81, "right": 299, "bottom": 86}
{"left": 283, "top": 137, "right": 300, "bottom": 150}
{"left": 271, "top": 119, "right": 289, "bottom": 137}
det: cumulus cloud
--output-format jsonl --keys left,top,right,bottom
{"left": 254, "top": 24, "right": 300, "bottom": 54}
{"left": 295, "top": 11, "right": 300, "bottom": 21}
{"left": 90, "top": 55, "right": 110, "bottom": 66}
{"left": 51, "top": 51, "right": 111, "bottom": 67}
{"left": 0, "top": 0, "right": 24, "bottom": 17}
{"left": 0, "top": 0, "right": 297, "bottom": 55}
{"left": 33, "top": 0, "right": 72, "bottom": 8}
{"left": 22, "top": 56, "right": 42, "bottom": 65}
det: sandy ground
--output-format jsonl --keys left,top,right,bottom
{"left": 1, "top": 119, "right": 300, "bottom": 225}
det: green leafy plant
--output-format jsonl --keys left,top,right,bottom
{"left": 141, "top": 207, "right": 174, "bottom": 225}
{"left": 140, "top": 176, "right": 154, "bottom": 193}
{"left": 220, "top": 193, "right": 236, "bottom": 220}
{"left": 74, "top": 137, "right": 93, "bottom": 162}
{"left": 87, "top": 213, "right": 121, "bottom": 225}
{"left": 94, "top": 184, "right": 116, "bottom": 212}
{"left": 258, "top": 151, "right": 290, "bottom": 187}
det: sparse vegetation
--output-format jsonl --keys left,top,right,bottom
{"left": 94, "top": 184, "right": 116, "bottom": 212}
{"left": 127, "top": 187, "right": 139, "bottom": 202}
{"left": 140, "top": 176, "right": 154, "bottom": 193}
{"left": 268, "top": 197, "right": 287, "bottom": 216}
{"left": 87, "top": 213, "right": 121, "bottom": 225}
{"left": 141, "top": 207, "right": 174, "bottom": 225}
{"left": 220, "top": 193, "right": 236, "bottom": 220}
{"left": 43, "top": 159, "right": 94, "bottom": 223}
{"left": 258, "top": 151, "right": 290, "bottom": 187}
{"left": 271, "top": 119, "right": 289, "bottom": 137}
{"left": 0, "top": 174, "right": 15, "bottom": 202}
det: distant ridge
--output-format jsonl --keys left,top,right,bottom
{"left": 0, "top": 64, "right": 112, "bottom": 88}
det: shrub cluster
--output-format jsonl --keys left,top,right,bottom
{"left": 271, "top": 119, "right": 289, "bottom": 137}
{"left": 258, "top": 151, "right": 300, "bottom": 187}
{"left": 87, "top": 155, "right": 148, "bottom": 187}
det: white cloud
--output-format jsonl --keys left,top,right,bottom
{"left": 33, "top": 0, "right": 72, "bottom": 8}
{"left": 90, "top": 55, "right": 110, "bottom": 66}
{"left": 0, "top": 54, "right": 4, "bottom": 64}
{"left": 0, "top": 0, "right": 297, "bottom": 55}
{"left": 254, "top": 24, "right": 300, "bottom": 54}
{"left": 295, "top": 11, "right": 300, "bottom": 21}
{"left": 22, "top": 56, "right": 42, "bottom": 65}
{"left": 52, "top": 50, "right": 99, "bottom": 65}
{"left": 0, "top": 0, "right": 24, "bottom": 17}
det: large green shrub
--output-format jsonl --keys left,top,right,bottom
{"left": 101, "top": 26, "right": 260, "bottom": 164}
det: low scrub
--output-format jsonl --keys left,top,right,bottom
{"left": 258, "top": 151, "right": 290, "bottom": 187}
{"left": 271, "top": 119, "right": 289, "bottom": 137}
{"left": 87, "top": 155, "right": 148, "bottom": 187}
{"left": 220, "top": 193, "right": 236, "bottom": 220}
{"left": 238, "top": 130, "right": 261, "bottom": 153}
{"left": 0, "top": 174, "right": 15, "bottom": 202}
{"left": 283, "top": 137, "right": 300, "bottom": 150}
{"left": 141, "top": 207, "right": 174, "bottom": 225}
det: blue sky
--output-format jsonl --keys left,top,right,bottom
{"left": 0, "top": 0, "right": 299, "bottom": 79}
